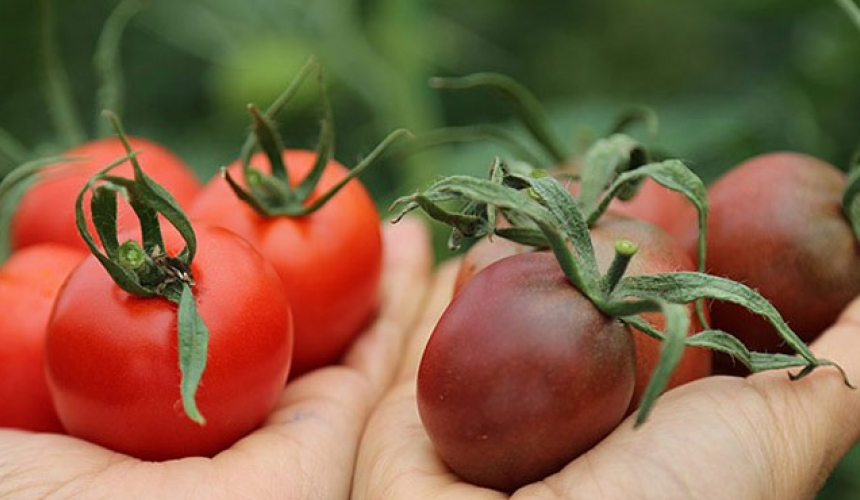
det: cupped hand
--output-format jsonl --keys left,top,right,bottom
{"left": 0, "top": 218, "right": 432, "bottom": 499}
{"left": 352, "top": 260, "right": 860, "bottom": 500}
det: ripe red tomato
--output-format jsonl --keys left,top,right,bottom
{"left": 0, "top": 244, "right": 85, "bottom": 432}
{"left": 604, "top": 178, "right": 698, "bottom": 240}
{"left": 45, "top": 224, "right": 293, "bottom": 460}
{"left": 419, "top": 252, "right": 635, "bottom": 492}
{"left": 11, "top": 137, "right": 201, "bottom": 252}
{"left": 678, "top": 152, "right": 860, "bottom": 359}
{"left": 456, "top": 215, "right": 711, "bottom": 411}
{"left": 190, "top": 150, "right": 381, "bottom": 376}
{"left": 566, "top": 178, "right": 696, "bottom": 241}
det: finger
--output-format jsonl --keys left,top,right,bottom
{"left": 214, "top": 218, "right": 433, "bottom": 498}
{"left": 344, "top": 217, "right": 433, "bottom": 392}
{"left": 353, "top": 260, "right": 506, "bottom": 499}
{"left": 396, "top": 259, "right": 460, "bottom": 383}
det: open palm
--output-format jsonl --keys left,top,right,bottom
{"left": 353, "top": 262, "right": 860, "bottom": 500}
{"left": 0, "top": 219, "right": 431, "bottom": 499}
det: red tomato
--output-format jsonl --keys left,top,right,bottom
{"left": 589, "top": 215, "right": 711, "bottom": 410}
{"left": 419, "top": 252, "right": 634, "bottom": 492}
{"left": 12, "top": 137, "right": 201, "bottom": 252}
{"left": 45, "top": 224, "right": 293, "bottom": 460}
{"left": 566, "top": 178, "right": 696, "bottom": 240}
{"left": 678, "top": 152, "right": 860, "bottom": 362}
{"left": 190, "top": 150, "right": 381, "bottom": 376}
{"left": 455, "top": 215, "right": 711, "bottom": 411}
{"left": 0, "top": 244, "right": 85, "bottom": 432}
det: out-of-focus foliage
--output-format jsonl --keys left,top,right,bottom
{"left": 0, "top": 1, "right": 858, "bottom": 492}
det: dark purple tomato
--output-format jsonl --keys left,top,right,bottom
{"left": 418, "top": 252, "right": 635, "bottom": 492}
{"left": 678, "top": 152, "right": 860, "bottom": 367}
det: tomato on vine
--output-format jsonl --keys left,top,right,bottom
{"left": 191, "top": 62, "right": 407, "bottom": 376}
{"left": 45, "top": 113, "right": 293, "bottom": 460}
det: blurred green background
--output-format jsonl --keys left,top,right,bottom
{"left": 0, "top": 0, "right": 859, "bottom": 495}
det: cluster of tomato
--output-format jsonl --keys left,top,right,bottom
{"left": 0, "top": 110, "right": 384, "bottom": 460}
{"left": 394, "top": 74, "right": 860, "bottom": 491}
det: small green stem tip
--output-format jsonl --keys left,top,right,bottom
{"left": 118, "top": 239, "right": 146, "bottom": 270}
{"left": 603, "top": 239, "right": 638, "bottom": 293}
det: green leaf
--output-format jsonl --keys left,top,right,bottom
{"left": 588, "top": 159, "right": 708, "bottom": 274}
{"left": 578, "top": 134, "right": 645, "bottom": 212}
{"left": 528, "top": 176, "right": 600, "bottom": 289}
{"left": 607, "top": 105, "right": 660, "bottom": 139}
{"left": 430, "top": 73, "right": 569, "bottom": 164}
{"left": 177, "top": 283, "right": 209, "bottom": 425}
{"left": 633, "top": 299, "right": 689, "bottom": 426}
{"left": 614, "top": 272, "right": 816, "bottom": 363}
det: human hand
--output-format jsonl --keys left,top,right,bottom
{"left": 0, "top": 218, "right": 432, "bottom": 499}
{"left": 352, "top": 260, "right": 860, "bottom": 499}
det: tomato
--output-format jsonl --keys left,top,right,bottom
{"left": 566, "top": 178, "right": 696, "bottom": 241}
{"left": 604, "top": 178, "right": 698, "bottom": 240}
{"left": 0, "top": 244, "right": 85, "bottom": 432}
{"left": 419, "top": 252, "right": 635, "bottom": 492}
{"left": 456, "top": 215, "right": 711, "bottom": 411}
{"left": 677, "top": 152, "right": 860, "bottom": 362}
{"left": 190, "top": 150, "right": 381, "bottom": 376}
{"left": 589, "top": 215, "right": 711, "bottom": 410}
{"left": 45, "top": 224, "right": 292, "bottom": 460}
{"left": 11, "top": 137, "right": 201, "bottom": 252}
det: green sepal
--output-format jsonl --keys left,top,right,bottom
{"left": 578, "top": 134, "right": 646, "bottom": 212}
{"left": 90, "top": 183, "right": 121, "bottom": 259}
{"left": 103, "top": 111, "right": 197, "bottom": 263}
{"left": 408, "top": 125, "right": 545, "bottom": 167}
{"left": 630, "top": 299, "right": 689, "bottom": 427}
{"left": 607, "top": 105, "right": 660, "bottom": 138}
{"left": 176, "top": 282, "right": 209, "bottom": 425}
{"left": 248, "top": 104, "right": 290, "bottom": 186}
{"left": 615, "top": 272, "right": 815, "bottom": 364}
{"left": 430, "top": 73, "right": 568, "bottom": 164}
{"left": 292, "top": 75, "right": 335, "bottom": 202}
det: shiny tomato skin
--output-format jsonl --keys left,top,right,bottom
{"left": 567, "top": 178, "right": 697, "bottom": 240}
{"left": 0, "top": 244, "right": 85, "bottom": 432}
{"left": 455, "top": 215, "right": 711, "bottom": 412}
{"left": 11, "top": 137, "right": 201, "bottom": 253}
{"left": 45, "top": 224, "right": 292, "bottom": 460}
{"left": 589, "top": 215, "right": 711, "bottom": 410}
{"left": 678, "top": 152, "right": 860, "bottom": 359}
{"left": 419, "top": 252, "right": 635, "bottom": 492}
{"left": 190, "top": 150, "right": 381, "bottom": 376}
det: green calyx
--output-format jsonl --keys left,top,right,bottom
{"left": 841, "top": 148, "right": 860, "bottom": 243}
{"left": 224, "top": 58, "right": 410, "bottom": 219}
{"left": 77, "top": 110, "right": 209, "bottom": 426}
{"left": 392, "top": 159, "right": 851, "bottom": 427}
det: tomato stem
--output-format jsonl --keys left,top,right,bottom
{"left": 602, "top": 239, "right": 638, "bottom": 294}
{"left": 118, "top": 240, "right": 145, "bottom": 270}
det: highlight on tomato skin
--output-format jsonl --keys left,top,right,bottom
{"left": 0, "top": 244, "right": 86, "bottom": 433}
{"left": 454, "top": 214, "right": 712, "bottom": 412}
{"left": 676, "top": 151, "right": 860, "bottom": 370}
{"left": 11, "top": 136, "right": 201, "bottom": 253}
{"left": 418, "top": 252, "right": 635, "bottom": 493}
{"left": 190, "top": 149, "right": 382, "bottom": 377}
{"left": 44, "top": 224, "right": 294, "bottom": 460}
